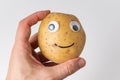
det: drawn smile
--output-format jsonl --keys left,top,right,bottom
{"left": 55, "top": 43, "right": 74, "bottom": 48}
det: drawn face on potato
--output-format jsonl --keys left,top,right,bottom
{"left": 38, "top": 12, "right": 86, "bottom": 63}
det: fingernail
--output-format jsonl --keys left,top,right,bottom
{"left": 78, "top": 58, "right": 86, "bottom": 68}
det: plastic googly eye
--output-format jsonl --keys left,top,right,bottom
{"left": 48, "top": 21, "right": 59, "bottom": 32}
{"left": 70, "top": 21, "right": 81, "bottom": 32}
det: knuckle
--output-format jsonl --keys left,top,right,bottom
{"left": 18, "top": 19, "right": 25, "bottom": 26}
{"left": 65, "top": 60, "right": 76, "bottom": 75}
{"left": 18, "top": 19, "right": 27, "bottom": 27}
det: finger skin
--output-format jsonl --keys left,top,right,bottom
{"left": 15, "top": 10, "right": 50, "bottom": 43}
{"left": 50, "top": 57, "right": 86, "bottom": 79}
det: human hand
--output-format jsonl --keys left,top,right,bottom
{"left": 6, "top": 10, "right": 86, "bottom": 80}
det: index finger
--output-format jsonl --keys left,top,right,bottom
{"left": 15, "top": 10, "right": 50, "bottom": 43}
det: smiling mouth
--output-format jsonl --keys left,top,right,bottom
{"left": 55, "top": 43, "right": 74, "bottom": 48}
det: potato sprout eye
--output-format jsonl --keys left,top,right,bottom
{"left": 70, "top": 21, "right": 80, "bottom": 32}
{"left": 48, "top": 21, "right": 59, "bottom": 32}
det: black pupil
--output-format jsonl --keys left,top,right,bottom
{"left": 49, "top": 24, "right": 55, "bottom": 31}
{"left": 73, "top": 25, "right": 78, "bottom": 31}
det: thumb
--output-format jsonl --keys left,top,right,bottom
{"left": 51, "top": 57, "right": 86, "bottom": 79}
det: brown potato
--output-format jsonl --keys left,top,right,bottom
{"left": 38, "top": 12, "right": 86, "bottom": 63}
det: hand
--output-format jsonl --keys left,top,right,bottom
{"left": 6, "top": 10, "right": 86, "bottom": 80}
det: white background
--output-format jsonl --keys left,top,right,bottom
{"left": 0, "top": 0, "right": 120, "bottom": 80}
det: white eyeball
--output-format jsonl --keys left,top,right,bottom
{"left": 70, "top": 21, "right": 81, "bottom": 32}
{"left": 48, "top": 21, "right": 59, "bottom": 32}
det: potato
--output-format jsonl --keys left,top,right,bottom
{"left": 38, "top": 12, "right": 86, "bottom": 63}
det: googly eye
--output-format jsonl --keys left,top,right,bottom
{"left": 70, "top": 21, "right": 81, "bottom": 32}
{"left": 48, "top": 21, "right": 59, "bottom": 32}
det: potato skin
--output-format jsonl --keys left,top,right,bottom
{"left": 38, "top": 12, "right": 86, "bottom": 63}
